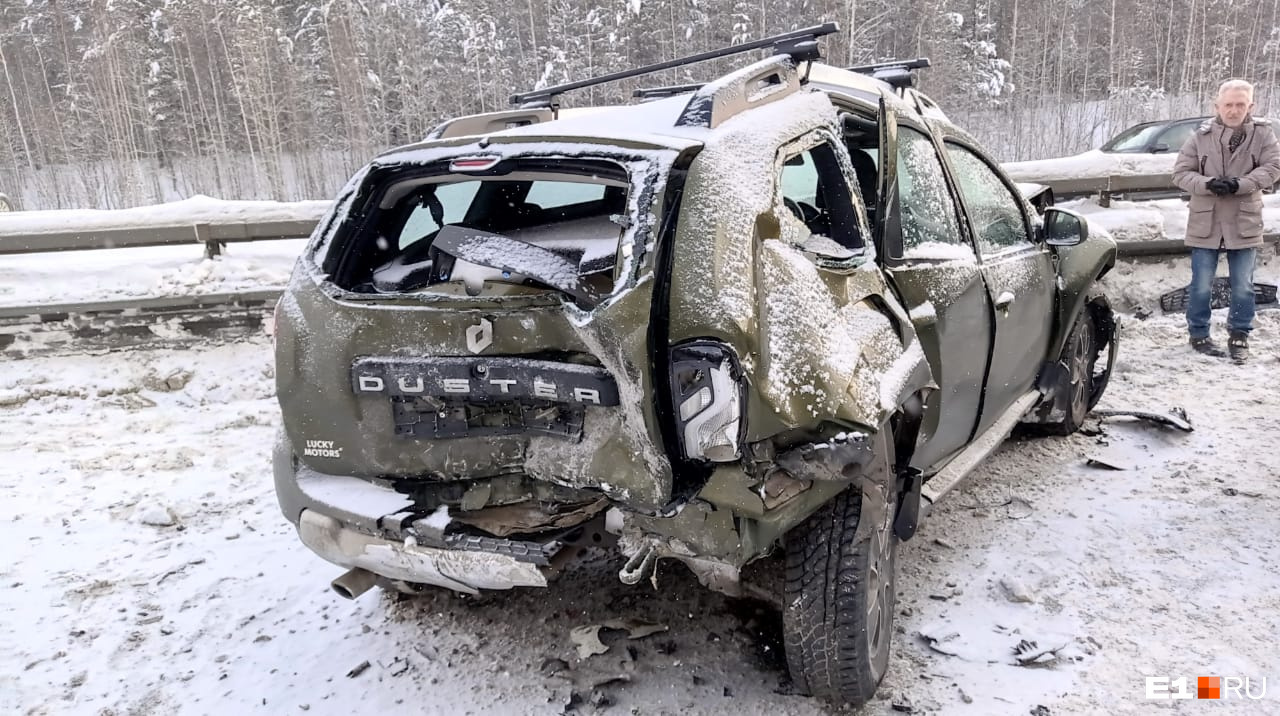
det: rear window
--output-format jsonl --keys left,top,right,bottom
{"left": 328, "top": 158, "right": 635, "bottom": 305}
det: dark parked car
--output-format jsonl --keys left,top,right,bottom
{"left": 1005, "top": 115, "right": 1280, "bottom": 184}
{"left": 1101, "top": 116, "right": 1280, "bottom": 155}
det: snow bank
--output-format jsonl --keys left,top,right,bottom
{"left": 1099, "top": 250, "right": 1280, "bottom": 313}
{"left": 0, "top": 241, "right": 306, "bottom": 307}
{"left": 1066, "top": 193, "right": 1280, "bottom": 242}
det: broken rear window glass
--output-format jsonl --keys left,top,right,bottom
{"left": 331, "top": 158, "right": 635, "bottom": 306}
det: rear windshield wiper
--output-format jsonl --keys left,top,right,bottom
{"left": 432, "top": 226, "right": 598, "bottom": 306}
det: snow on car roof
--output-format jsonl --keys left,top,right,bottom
{"left": 805, "top": 62, "right": 895, "bottom": 99}
{"left": 377, "top": 62, "right": 900, "bottom": 159}
{"left": 494, "top": 94, "right": 703, "bottom": 147}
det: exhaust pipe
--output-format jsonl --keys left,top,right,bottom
{"left": 331, "top": 567, "right": 377, "bottom": 600}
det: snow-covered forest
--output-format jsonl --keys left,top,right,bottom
{"left": 2, "top": 0, "right": 1279, "bottom": 208}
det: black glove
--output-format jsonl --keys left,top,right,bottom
{"left": 1207, "top": 177, "right": 1233, "bottom": 196}
{"left": 1225, "top": 177, "right": 1240, "bottom": 194}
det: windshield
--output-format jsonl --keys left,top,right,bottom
{"left": 1100, "top": 123, "right": 1165, "bottom": 152}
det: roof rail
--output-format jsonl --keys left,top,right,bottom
{"left": 847, "top": 57, "right": 931, "bottom": 90}
{"left": 632, "top": 83, "right": 705, "bottom": 101}
{"left": 510, "top": 22, "right": 839, "bottom": 107}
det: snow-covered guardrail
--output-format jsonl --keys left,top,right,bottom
{"left": 0, "top": 193, "right": 1271, "bottom": 267}
{"left": 1025, "top": 172, "right": 1279, "bottom": 207}
{"left": 0, "top": 196, "right": 330, "bottom": 257}
{"left": 1048, "top": 173, "right": 1184, "bottom": 205}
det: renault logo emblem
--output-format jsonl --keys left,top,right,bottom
{"left": 466, "top": 318, "right": 493, "bottom": 354}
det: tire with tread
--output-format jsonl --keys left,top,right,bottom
{"left": 783, "top": 442, "right": 897, "bottom": 706}
{"left": 1048, "top": 304, "right": 1105, "bottom": 435}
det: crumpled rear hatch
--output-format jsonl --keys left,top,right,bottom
{"left": 275, "top": 142, "right": 687, "bottom": 511}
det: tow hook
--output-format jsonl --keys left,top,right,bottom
{"left": 894, "top": 466, "right": 924, "bottom": 541}
{"left": 618, "top": 542, "right": 659, "bottom": 585}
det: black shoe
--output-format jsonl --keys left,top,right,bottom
{"left": 1228, "top": 331, "right": 1249, "bottom": 363}
{"left": 1190, "top": 336, "right": 1225, "bottom": 357}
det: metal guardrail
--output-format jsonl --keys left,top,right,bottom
{"left": 0, "top": 288, "right": 280, "bottom": 357}
{"left": 1046, "top": 172, "right": 1280, "bottom": 207}
{"left": 1047, "top": 173, "right": 1182, "bottom": 206}
{"left": 0, "top": 219, "right": 316, "bottom": 258}
{"left": 1115, "top": 234, "right": 1280, "bottom": 256}
{"left": 1, "top": 211, "right": 1266, "bottom": 262}
{"left": 0, "top": 206, "right": 1272, "bottom": 353}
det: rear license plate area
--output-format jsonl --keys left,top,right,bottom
{"left": 391, "top": 397, "right": 585, "bottom": 439}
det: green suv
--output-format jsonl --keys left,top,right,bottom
{"left": 272, "top": 24, "right": 1117, "bottom": 706}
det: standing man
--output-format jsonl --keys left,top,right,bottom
{"left": 1172, "top": 79, "right": 1280, "bottom": 362}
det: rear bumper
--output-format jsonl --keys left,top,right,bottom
{"left": 274, "top": 431, "right": 555, "bottom": 593}
{"left": 297, "top": 510, "right": 547, "bottom": 594}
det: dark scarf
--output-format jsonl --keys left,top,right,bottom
{"left": 1220, "top": 114, "right": 1251, "bottom": 153}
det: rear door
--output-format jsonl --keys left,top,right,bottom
{"left": 942, "top": 141, "right": 1055, "bottom": 435}
{"left": 876, "top": 107, "right": 993, "bottom": 472}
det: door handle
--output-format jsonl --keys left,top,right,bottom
{"left": 995, "top": 291, "right": 1016, "bottom": 311}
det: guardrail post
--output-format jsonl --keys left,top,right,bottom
{"left": 194, "top": 223, "right": 222, "bottom": 258}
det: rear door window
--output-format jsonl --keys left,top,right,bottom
{"left": 776, "top": 139, "right": 865, "bottom": 251}
{"left": 1155, "top": 122, "right": 1197, "bottom": 152}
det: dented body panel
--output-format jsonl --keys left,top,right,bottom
{"left": 271, "top": 56, "right": 1113, "bottom": 600}
{"left": 1047, "top": 237, "right": 1119, "bottom": 358}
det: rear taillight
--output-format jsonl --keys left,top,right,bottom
{"left": 670, "top": 341, "right": 745, "bottom": 462}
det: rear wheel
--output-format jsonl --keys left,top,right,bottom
{"left": 782, "top": 440, "right": 897, "bottom": 706}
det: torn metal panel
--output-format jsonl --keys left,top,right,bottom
{"left": 451, "top": 497, "right": 609, "bottom": 537}
{"left": 1090, "top": 408, "right": 1193, "bottom": 432}
{"left": 775, "top": 432, "right": 876, "bottom": 482}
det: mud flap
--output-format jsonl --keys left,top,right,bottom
{"left": 893, "top": 466, "right": 923, "bottom": 541}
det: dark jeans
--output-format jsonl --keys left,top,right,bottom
{"left": 1186, "top": 247, "right": 1256, "bottom": 339}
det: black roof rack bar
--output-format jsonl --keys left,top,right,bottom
{"left": 847, "top": 57, "right": 931, "bottom": 75}
{"left": 510, "top": 22, "right": 839, "bottom": 106}
{"left": 632, "top": 83, "right": 706, "bottom": 100}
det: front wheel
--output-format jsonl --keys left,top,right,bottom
{"left": 1048, "top": 297, "right": 1114, "bottom": 435}
{"left": 782, "top": 438, "right": 897, "bottom": 706}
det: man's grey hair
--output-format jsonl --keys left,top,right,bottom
{"left": 1217, "top": 79, "right": 1254, "bottom": 100}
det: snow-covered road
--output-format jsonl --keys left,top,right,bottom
{"left": 3, "top": 295, "right": 1279, "bottom": 715}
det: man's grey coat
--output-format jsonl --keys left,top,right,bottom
{"left": 1172, "top": 117, "right": 1280, "bottom": 249}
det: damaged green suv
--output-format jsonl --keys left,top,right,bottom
{"left": 273, "top": 24, "right": 1118, "bottom": 707}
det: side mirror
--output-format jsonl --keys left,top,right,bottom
{"left": 1043, "top": 207, "right": 1089, "bottom": 247}
{"left": 1151, "top": 143, "right": 1170, "bottom": 153}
